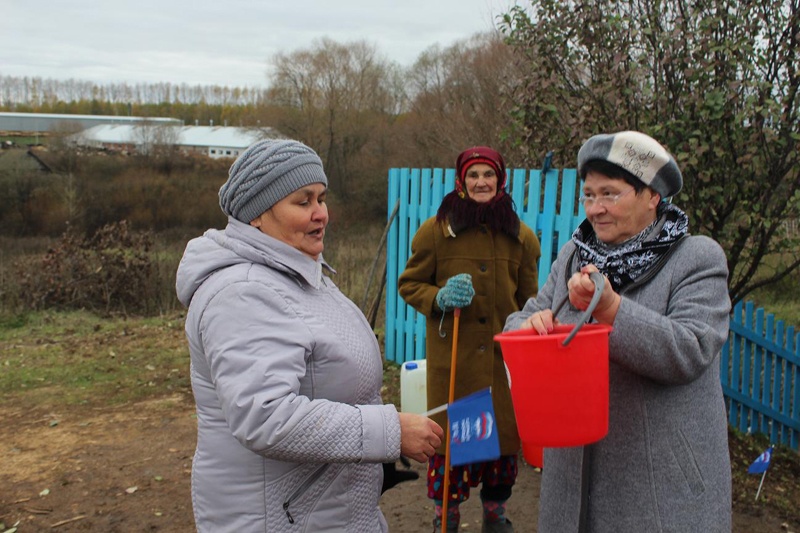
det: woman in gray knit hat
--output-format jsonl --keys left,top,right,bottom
{"left": 176, "top": 139, "right": 443, "bottom": 532}
{"left": 505, "top": 131, "right": 732, "bottom": 533}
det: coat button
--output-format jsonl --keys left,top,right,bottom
{"left": 480, "top": 265, "right": 487, "bottom": 272}
{"left": 479, "top": 317, "right": 487, "bottom": 324}
{"left": 479, "top": 345, "right": 486, "bottom": 352}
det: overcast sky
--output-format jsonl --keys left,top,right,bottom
{"left": 1, "top": 0, "right": 518, "bottom": 88}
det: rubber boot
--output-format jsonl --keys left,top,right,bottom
{"left": 481, "top": 518, "right": 514, "bottom": 533}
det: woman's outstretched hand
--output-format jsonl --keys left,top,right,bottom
{"left": 398, "top": 412, "right": 444, "bottom": 463}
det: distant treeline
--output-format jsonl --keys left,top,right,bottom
{"left": 0, "top": 33, "right": 524, "bottom": 171}
{"left": 0, "top": 75, "right": 268, "bottom": 107}
{"left": 0, "top": 34, "right": 526, "bottom": 241}
{"left": 0, "top": 74, "right": 275, "bottom": 128}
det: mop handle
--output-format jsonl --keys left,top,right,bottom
{"left": 551, "top": 271, "right": 605, "bottom": 346}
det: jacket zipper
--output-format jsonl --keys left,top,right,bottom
{"left": 283, "top": 463, "right": 331, "bottom": 524}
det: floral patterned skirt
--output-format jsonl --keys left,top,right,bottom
{"left": 427, "top": 453, "right": 518, "bottom": 502}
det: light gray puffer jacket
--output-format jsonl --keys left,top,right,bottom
{"left": 176, "top": 218, "right": 401, "bottom": 532}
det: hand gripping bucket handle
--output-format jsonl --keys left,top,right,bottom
{"left": 495, "top": 270, "right": 611, "bottom": 447}
{"left": 551, "top": 271, "right": 606, "bottom": 345}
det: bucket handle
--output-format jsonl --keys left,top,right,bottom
{"left": 550, "top": 271, "right": 605, "bottom": 346}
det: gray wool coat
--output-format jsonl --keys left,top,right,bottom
{"left": 176, "top": 218, "right": 401, "bottom": 533}
{"left": 504, "top": 235, "right": 732, "bottom": 533}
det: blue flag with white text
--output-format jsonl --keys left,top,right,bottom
{"left": 448, "top": 387, "right": 501, "bottom": 467}
{"left": 747, "top": 446, "right": 774, "bottom": 474}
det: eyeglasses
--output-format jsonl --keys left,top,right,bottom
{"left": 578, "top": 187, "right": 635, "bottom": 208}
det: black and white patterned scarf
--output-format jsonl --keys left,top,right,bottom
{"left": 572, "top": 203, "right": 689, "bottom": 291}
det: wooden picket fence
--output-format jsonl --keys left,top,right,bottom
{"left": 384, "top": 166, "right": 800, "bottom": 451}
{"left": 722, "top": 301, "right": 800, "bottom": 449}
{"left": 385, "top": 166, "right": 584, "bottom": 365}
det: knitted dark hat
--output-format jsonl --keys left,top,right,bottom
{"left": 219, "top": 139, "right": 327, "bottom": 222}
{"left": 577, "top": 131, "right": 683, "bottom": 198}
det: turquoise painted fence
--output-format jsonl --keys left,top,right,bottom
{"left": 385, "top": 166, "right": 800, "bottom": 451}
{"left": 385, "top": 166, "right": 585, "bottom": 365}
{"left": 722, "top": 301, "right": 800, "bottom": 449}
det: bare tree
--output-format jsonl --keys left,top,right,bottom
{"left": 268, "top": 38, "right": 404, "bottom": 200}
{"left": 400, "top": 32, "right": 522, "bottom": 168}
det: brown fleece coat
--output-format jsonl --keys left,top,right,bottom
{"left": 398, "top": 216, "right": 541, "bottom": 455}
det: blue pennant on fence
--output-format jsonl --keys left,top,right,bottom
{"left": 448, "top": 387, "right": 501, "bottom": 467}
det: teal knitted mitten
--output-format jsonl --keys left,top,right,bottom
{"left": 435, "top": 274, "right": 475, "bottom": 310}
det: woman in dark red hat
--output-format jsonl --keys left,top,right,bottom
{"left": 399, "top": 146, "right": 541, "bottom": 533}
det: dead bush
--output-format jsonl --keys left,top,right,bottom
{"left": 17, "top": 220, "right": 158, "bottom": 315}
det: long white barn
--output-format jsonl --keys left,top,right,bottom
{"left": 73, "top": 124, "right": 281, "bottom": 159}
{"left": 0, "top": 112, "right": 282, "bottom": 158}
{"left": 0, "top": 111, "right": 183, "bottom": 132}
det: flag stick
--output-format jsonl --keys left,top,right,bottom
{"left": 423, "top": 403, "right": 448, "bottom": 417}
{"left": 755, "top": 470, "right": 767, "bottom": 501}
{"left": 441, "top": 308, "right": 461, "bottom": 533}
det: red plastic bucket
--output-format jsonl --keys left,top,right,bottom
{"left": 495, "top": 323, "right": 612, "bottom": 447}
{"left": 522, "top": 441, "right": 543, "bottom": 468}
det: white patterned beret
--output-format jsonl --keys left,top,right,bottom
{"left": 577, "top": 131, "right": 682, "bottom": 198}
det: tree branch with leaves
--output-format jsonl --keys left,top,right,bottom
{"left": 501, "top": 0, "right": 800, "bottom": 304}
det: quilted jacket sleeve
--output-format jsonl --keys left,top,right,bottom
{"left": 198, "top": 279, "right": 400, "bottom": 464}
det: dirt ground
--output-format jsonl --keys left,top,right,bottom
{"left": 1, "top": 394, "right": 798, "bottom": 532}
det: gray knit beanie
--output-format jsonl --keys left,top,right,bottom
{"left": 577, "top": 131, "right": 683, "bottom": 198}
{"left": 219, "top": 139, "right": 327, "bottom": 222}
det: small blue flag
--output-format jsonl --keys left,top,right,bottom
{"left": 747, "top": 446, "right": 774, "bottom": 474}
{"left": 447, "top": 388, "right": 501, "bottom": 467}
